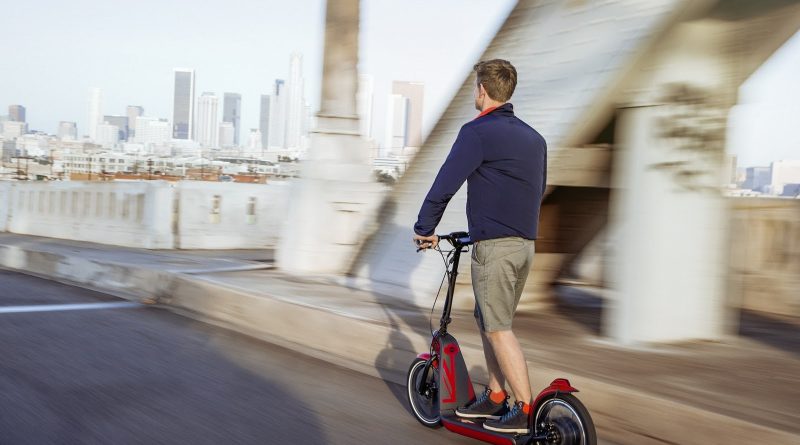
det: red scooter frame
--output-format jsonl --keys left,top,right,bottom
{"left": 407, "top": 232, "right": 596, "bottom": 445}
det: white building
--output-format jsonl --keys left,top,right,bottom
{"left": 2, "top": 121, "right": 27, "bottom": 140}
{"left": 196, "top": 92, "right": 219, "bottom": 148}
{"left": 358, "top": 74, "right": 374, "bottom": 140}
{"left": 284, "top": 53, "right": 305, "bottom": 149}
{"left": 270, "top": 79, "right": 286, "bottom": 149}
{"left": 126, "top": 105, "right": 144, "bottom": 140}
{"left": 16, "top": 134, "right": 51, "bottom": 158}
{"left": 770, "top": 160, "right": 800, "bottom": 195}
{"left": 58, "top": 121, "right": 78, "bottom": 140}
{"left": 219, "top": 121, "right": 235, "bottom": 148}
{"left": 244, "top": 129, "right": 263, "bottom": 156}
{"left": 88, "top": 88, "right": 103, "bottom": 141}
{"left": 134, "top": 117, "right": 171, "bottom": 146}
{"left": 385, "top": 93, "right": 408, "bottom": 155}
{"left": 96, "top": 122, "right": 120, "bottom": 148}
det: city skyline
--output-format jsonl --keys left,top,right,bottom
{"left": 2, "top": 0, "right": 799, "bottom": 165}
{"left": 0, "top": 0, "right": 516, "bottom": 153}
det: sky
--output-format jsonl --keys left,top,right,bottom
{"left": 0, "top": 0, "right": 514, "bottom": 149}
{"left": 0, "top": 0, "right": 798, "bottom": 167}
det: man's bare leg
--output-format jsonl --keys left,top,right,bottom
{"left": 485, "top": 329, "right": 531, "bottom": 403}
{"left": 479, "top": 326, "right": 506, "bottom": 393}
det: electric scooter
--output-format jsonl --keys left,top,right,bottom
{"left": 407, "top": 232, "right": 597, "bottom": 445}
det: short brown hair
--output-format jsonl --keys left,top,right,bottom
{"left": 473, "top": 59, "right": 517, "bottom": 102}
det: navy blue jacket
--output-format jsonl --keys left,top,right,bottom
{"left": 414, "top": 103, "right": 547, "bottom": 241}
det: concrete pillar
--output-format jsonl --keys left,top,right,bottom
{"left": 276, "top": 0, "right": 381, "bottom": 274}
{"left": 605, "top": 101, "right": 730, "bottom": 344}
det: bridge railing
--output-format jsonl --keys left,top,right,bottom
{"left": 0, "top": 180, "right": 290, "bottom": 250}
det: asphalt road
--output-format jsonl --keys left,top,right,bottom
{"left": 0, "top": 270, "right": 614, "bottom": 445}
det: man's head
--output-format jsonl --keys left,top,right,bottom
{"left": 473, "top": 59, "right": 517, "bottom": 111}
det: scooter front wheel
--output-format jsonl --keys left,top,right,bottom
{"left": 534, "top": 394, "right": 596, "bottom": 445}
{"left": 406, "top": 358, "right": 441, "bottom": 428}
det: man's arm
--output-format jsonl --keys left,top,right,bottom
{"left": 414, "top": 126, "right": 483, "bottom": 238}
{"left": 542, "top": 143, "right": 548, "bottom": 202}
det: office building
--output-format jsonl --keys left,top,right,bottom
{"left": 58, "top": 121, "right": 78, "bottom": 140}
{"left": 391, "top": 81, "right": 424, "bottom": 148}
{"left": 285, "top": 53, "right": 305, "bottom": 149}
{"left": 219, "top": 121, "right": 235, "bottom": 148}
{"left": 196, "top": 92, "right": 219, "bottom": 148}
{"left": 8, "top": 105, "right": 25, "bottom": 122}
{"left": 223, "top": 92, "right": 242, "bottom": 146}
{"left": 172, "top": 68, "right": 196, "bottom": 139}
{"left": 259, "top": 94, "right": 271, "bottom": 149}
{"left": 358, "top": 75, "right": 374, "bottom": 139}
{"left": 103, "top": 115, "right": 129, "bottom": 141}
{"left": 126, "top": 105, "right": 144, "bottom": 140}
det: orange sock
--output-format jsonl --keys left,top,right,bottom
{"left": 489, "top": 389, "right": 507, "bottom": 404}
{"left": 520, "top": 402, "right": 532, "bottom": 415}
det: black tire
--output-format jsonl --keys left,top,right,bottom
{"left": 406, "top": 358, "right": 441, "bottom": 428}
{"left": 533, "top": 393, "right": 597, "bottom": 445}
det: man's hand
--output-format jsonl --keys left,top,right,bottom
{"left": 413, "top": 234, "right": 438, "bottom": 251}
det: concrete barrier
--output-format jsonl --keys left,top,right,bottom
{"left": 1, "top": 180, "right": 291, "bottom": 250}
{"left": 6, "top": 181, "right": 174, "bottom": 249}
{"left": 729, "top": 197, "right": 800, "bottom": 317}
{"left": 0, "top": 182, "right": 11, "bottom": 232}
{"left": 175, "top": 181, "right": 289, "bottom": 249}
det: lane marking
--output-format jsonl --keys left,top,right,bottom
{"left": 0, "top": 302, "right": 142, "bottom": 314}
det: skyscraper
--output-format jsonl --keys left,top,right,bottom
{"left": 247, "top": 128, "right": 263, "bottom": 153}
{"left": 88, "top": 88, "right": 102, "bottom": 141}
{"left": 196, "top": 92, "right": 219, "bottom": 148}
{"left": 126, "top": 105, "right": 144, "bottom": 140}
{"left": 285, "top": 53, "right": 305, "bottom": 149}
{"left": 385, "top": 94, "right": 409, "bottom": 154}
{"left": 135, "top": 117, "right": 171, "bottom": 145}
{"left": 391, "top": 81, "right": 424, "bottom": 148}
{"left": 218, "top": 122, "right": 235, "bottom": 148}
{"left": 103, "top": 115, "right": 129, "bottom": 141}
{"left": 172, "top": 68, "right": 196, "bottom": 140}
{"left": 8, "top": 105, "right": 25, "bottom": 122}
{"left": 259, "top": 94, "right": 271, "bottom": 149}
{"left": 222, "top": 92, "right": 242, "bottom": 146}
{"left": 357, "top": 75, "right": 374, "bottom": 140}
{"left": 270, "top": 80, "right": 286, "bottom": 148}
{"left": 96, "top": 122, "right": 120, "bottom": 147}
{"left": 58, "top": 121, "right": 78, "bottom": 140}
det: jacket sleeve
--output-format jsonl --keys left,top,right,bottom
{"left": 414, "top": 126, "right": 483, "bottom": 236}
{"left": 542, "top": 142, "right": 548, "bottom": 203}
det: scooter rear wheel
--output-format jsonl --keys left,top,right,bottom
{"left": 406, "top": 358, "right": 441, "bottom": 428}
{"left": 533, "top": 394, "right": 596, "bottom": 445}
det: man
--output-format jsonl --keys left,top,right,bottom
{"left": 413, "top": 59, "right": 547, "bottom": 434}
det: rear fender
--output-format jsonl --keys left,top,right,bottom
{"left": 532, "top": 378, "right": 578, "bottom": 408}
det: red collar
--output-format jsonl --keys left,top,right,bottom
{"left": 474, "top": 105, "right": 500, "bottom": 120}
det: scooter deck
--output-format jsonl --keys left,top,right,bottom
{"left": 441, "top": 414, "right": 533, "bottom": 445}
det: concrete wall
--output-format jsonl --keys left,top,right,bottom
{"left": 176, "top": 181, "right": 288, "bottom": 249}
{"left": 6, "top": 181, "right": 175, "bottom": 249}
{"left": 0, "top": 182, "right": 10, "bottom": 232}
{"left": 1, "top": 180, "right": 289, "bottom": 250}
{"left": 729, "top": 198, "right": 800, "bottom": 318}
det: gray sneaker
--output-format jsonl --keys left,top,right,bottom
{"left": 455, "top": 387, "right": 508, "bottom": 420}
{"left": 483, "top": 400, "right": 530, "bottom": 434}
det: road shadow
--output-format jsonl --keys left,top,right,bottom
{"left": 738, "top": 309, "right": 800, "bottom": 357}
{"left": 349, "top": 198, "right": 430, "bottom": 415}
{"left": 0, "top": 304, "right": 328, "bottom": 445}
{"left": 552, "top": 284, "right": 604, "bottom": 336}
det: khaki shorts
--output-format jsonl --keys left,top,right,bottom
{"left": 471, "top": 237, "right": 536, "bottom": 332}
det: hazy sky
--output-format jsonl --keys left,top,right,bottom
{"left": 0, "top": 0, "right": 513, "bottom": 148}
{"left": 1, "top": 0, "right": 798, "bottom": 167}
